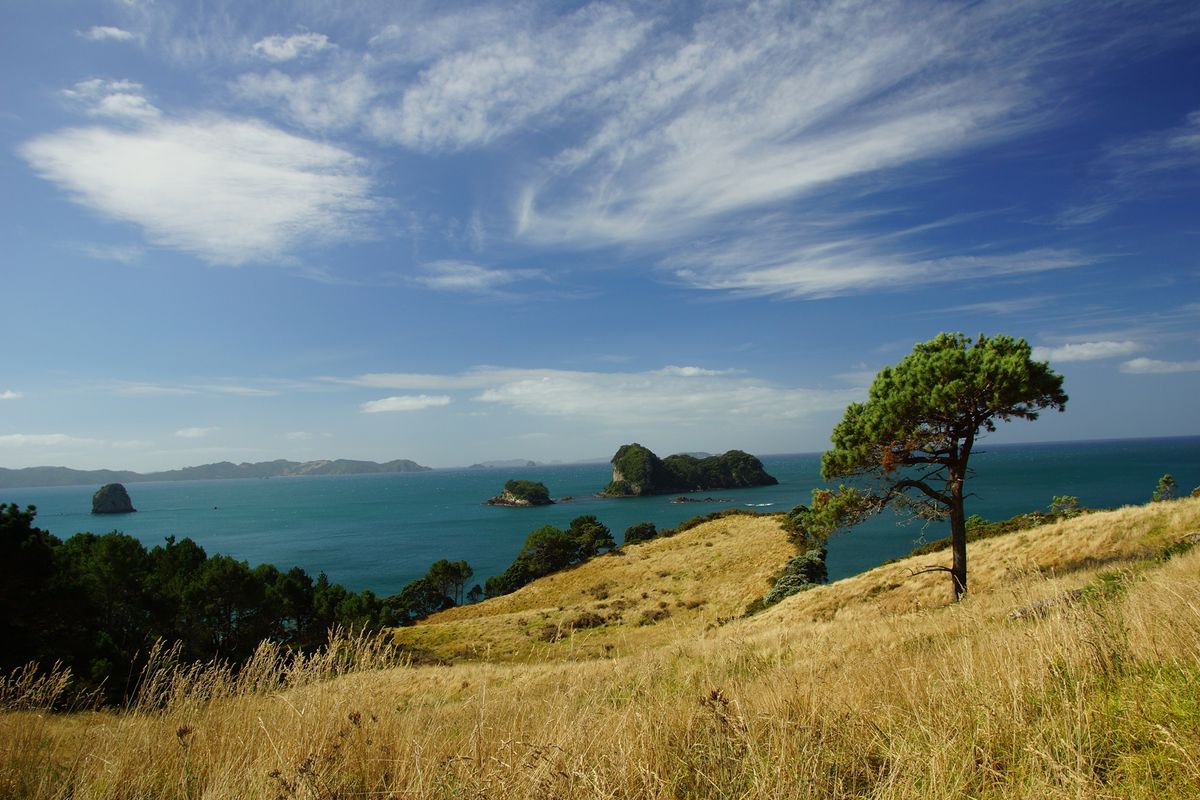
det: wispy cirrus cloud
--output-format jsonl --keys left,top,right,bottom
{"left": 1119, "top": 357, "right": 1200, "bottom": 374}
{"left": 516, "top": 0, "right": 1051, "bottom": 249}
{"left": 664, "top": 217, "right": 1089, "bottom": 299}
{"left": 360, "top": 394, "right": 452, "bottom": 413}
{"left": 367, "top": 4, "right": 650, "bottom": 150}
{"left": 1057, "top": 108, "right": 1200, "bottom": 226}
{"left": 0, "top": 390, "right": 23, "bottom": 400}
{"left": 1032, "top": 340, "right": 1140, "bottom": 363}
{"left": 234, "top": 70, "right": 377, "bottom": 132}
{"left": 21, "top": 114, "right": 378, "bottom": 265}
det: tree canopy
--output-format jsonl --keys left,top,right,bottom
{"left": 820, "top": 333, "right": 1067, "bottom": 600}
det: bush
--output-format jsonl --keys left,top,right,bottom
{"left": 623, "top": 522, "right": 658, "bottom": 544}
{"left": 759, "top": 546, "right": 828, "bottom": 609}
{"left": 1152, "top": 474, "right": 1176, "bottom": 502}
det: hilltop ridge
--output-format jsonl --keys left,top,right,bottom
{"left": 0, "top": 457, "right": 431, "bottom": 488}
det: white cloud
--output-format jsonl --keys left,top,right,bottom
{"left": 21, "top": 117, "right": 377, "bottom": 265}
{"left": 1032, "top": 340, "right": 1140, "bottom": 363}
{"left": 0, "top": 390, "right": 23, "bottom": 400}
{"left": 61, "top": 79, "right": 160, "bottom": 121}
{"left": 252, "top": 33, "right": 332, "bottom": 62}
{"left": 328, "top": 367, "right": 563, "bottom": 391}
{"left": 333, "top": 365, "right": 857, "bottom": 426}
{"left": 1119, "top": 357, "right": 1200, "bottom": 374}
{"left": 234, "top": 70, "right": 377, "bottom": 132}
{"left": 78, "top": 242, "right": 145, "bottom": 264}
{"left": 360, "top": 394, "right": 453, "bottom": 413}
{"left": 80, "top": 26, "right": 135, "bottom": 42}
{"left": 656, "top": 366, "right": 738, "bottom": 377}
{"left": 175, "top": 426, "right": 218, "bottom": 438}
{"left": 475, "top": 370, "right": 855, "bottom": 425}
{"left": 367, "top": 4, "right": 650, "bottom": 150}
{"left": 284, "top": 431, "right": 314, "bottom": 441}
{"left": 412, "top": 260, "right": 543, "bottom": 293}
{"left": 0, "top": 433, "right": 103, "bottom": 448}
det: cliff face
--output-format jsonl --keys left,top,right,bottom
{"left": 601, "top": 444, "right": 777, "bottom": 497}
{"left": 92, "top": 483, "right": 136, "bottom": 514}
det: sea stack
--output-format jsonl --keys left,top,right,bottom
{"left": 92, "top": 483, "right": 136, "bottom": 514}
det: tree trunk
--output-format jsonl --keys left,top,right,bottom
{"left": 949, "top": 471, "right": 967, "bottom": 601}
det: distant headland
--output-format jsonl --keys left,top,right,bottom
{"left": 0, "top": 458, "right": 432, "bottom": 489}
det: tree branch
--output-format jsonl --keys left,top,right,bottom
{"left": 906, "top": 565, "right": 954, "bottom": 578}
{"left": 888, "top": 479, "right": 951, "bottom": 507}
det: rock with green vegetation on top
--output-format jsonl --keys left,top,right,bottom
{"left": 600, "top": 443, "right": 777, "bottom": 497}
{"left": 486, "top": 479, "right": 554, "bottom": 507}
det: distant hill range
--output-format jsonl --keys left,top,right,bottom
{"left": 0, "top": 458, "right": 432, "bottom": 489}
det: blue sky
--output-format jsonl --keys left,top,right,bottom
{"left": 1, "top": 0, "right": 1198, "bottom": 471}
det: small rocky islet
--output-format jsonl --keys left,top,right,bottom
{"left": 485, "top": 479, "right": 555, "bottom": 507}
{"left": 91, "top": 483, "right": 136, "bottom": 514}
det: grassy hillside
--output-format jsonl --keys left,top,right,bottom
{"left": 3, "top": 498, "right": 1200, "bottom": 799}
{"left": 393, "top": 513, "right": 794, "bottom": 662}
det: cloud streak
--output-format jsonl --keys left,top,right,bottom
{"left": 1032, "top": 340, "right": 1140, "bottom": 363}
{"left": 335, "top": 365, "right": 858, "bottom": 426}
{"left": 1120, "top": 357, "right": 1200, "bottom": 374}
{"left": 411, "top": 260, "right": 544, "bottom": 293}
{"left": 360, "top": 394, "right": 453, "bottom": 413}
{"left": 175, "top": 426, "right": 219, "bottom": 438}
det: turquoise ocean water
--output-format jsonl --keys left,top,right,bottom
{"left": 6, "top": 436, "right": 1198, "bottom": 596}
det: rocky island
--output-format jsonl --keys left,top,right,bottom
{"left": 599, "top": 443, "right": 778, "bottom": 497}
{"left": 92, "top": 483, "right": 136, "bottom": 514}
{"left": 485, "top": 479, "right": 555, "bottom": 507}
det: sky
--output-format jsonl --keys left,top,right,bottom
{"left": 1, "top": 0, "right": 1199, "bottom": 472}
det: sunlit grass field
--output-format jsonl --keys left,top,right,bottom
{"left": 3, "top": 498, "right": 1199, "bottom": 798}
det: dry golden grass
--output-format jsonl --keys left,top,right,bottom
{"left": 3, "top": 498, "right": 1200, "bottom": 799}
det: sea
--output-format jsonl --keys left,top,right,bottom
{"left": 5, "top": 436, "right": 1198, "bottom": 597}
